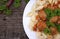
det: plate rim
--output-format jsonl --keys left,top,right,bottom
{"left": 23, "top": 0, "right": 37, "bottom": 39}
{"left": 23, "top": 1, "right": 31, "bottom": 39}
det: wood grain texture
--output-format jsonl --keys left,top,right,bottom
{"left": 0, "top": 0, "right": 29, "bottom": 39}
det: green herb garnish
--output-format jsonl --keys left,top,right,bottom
{"left": 55, "top": 24, "right": 60, "bottom": 32}
{"left": 43, "top": 28, "right": 51, "bottom": 34}
{"left": 46, "top": 21, "right": 55, "bottom": 27}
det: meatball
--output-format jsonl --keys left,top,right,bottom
{"left": 50, "top": 16, "right": 58, "bottom": 23}
{"left": 37, "top": 20, "right": 47, "bottom": 31}
{"left": 50, "top": 27, "right": 58, "bottom": 35}
{"left": 38, "top": 10, "right": 47, "bottom": 20}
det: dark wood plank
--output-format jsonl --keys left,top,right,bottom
{"left": 0, "top": 0, "right": 29, "bottom": 39}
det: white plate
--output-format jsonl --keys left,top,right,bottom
{"left": 23, "top": 0, "right": 37, "bottom": 39}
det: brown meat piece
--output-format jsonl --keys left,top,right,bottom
{"left": 57, "top": 16, "right": 60, "bottom": 24}
{"left": 58, "top": 0, "right": 60, "bottom": 3}
{"left": 38, "top": 10, "right": 47, "bottom": 20}
{"left": 58, "top": 16, "right": 60, "bottom": 19}
{"left": 50, "top": 16, "right": 58, "bottom": 23}
{"left": 37, "top": 20, "right": 47, "bottom": 31}
{"left": 58, "top": 20, "right": 60, "bottom": 24}
{"left": 36, "top": 15, "right": 40, "bottom": 20}
{"left": 33, "top": 24, "right": 37, "bottom": 31}
{"left": 50, "top": 27, "right": 58, "bottom": 35}
{"left": 48, "top": 4, "right": 58, "bottom": 10}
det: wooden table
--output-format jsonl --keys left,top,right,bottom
{"left": 0, "top": 0, "right": 28, "bottom": 39}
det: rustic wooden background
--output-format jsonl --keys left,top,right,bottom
{"left": 0, "top": 0, "right": 29, "bottom": 39}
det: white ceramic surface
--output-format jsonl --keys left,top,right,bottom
{"left": 23, "top": 0, "right": 37, "bottom": 39}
